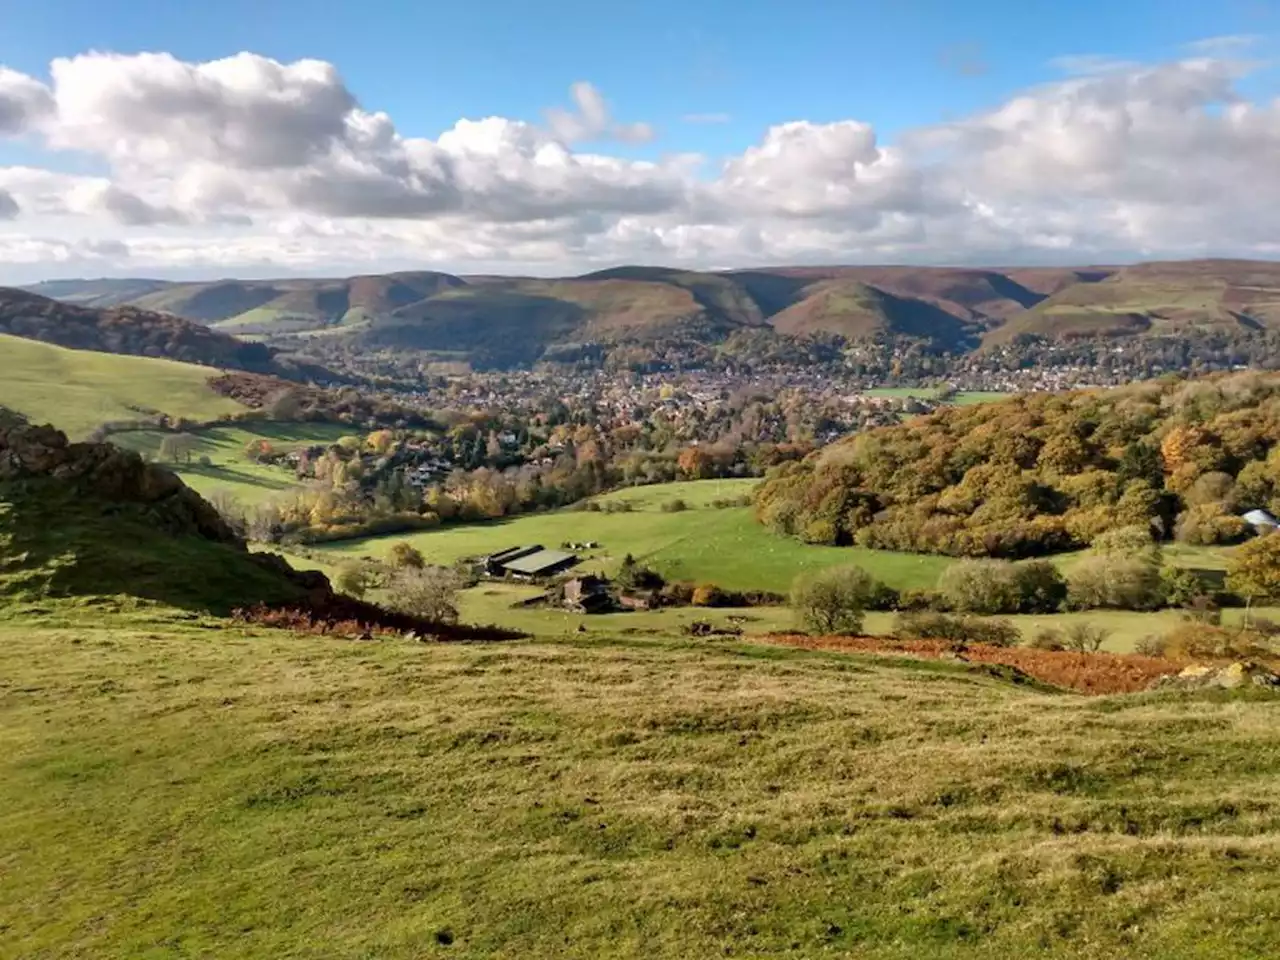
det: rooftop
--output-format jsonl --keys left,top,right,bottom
{"left": 502, "top": 548, "right": 578, "bottom": 576}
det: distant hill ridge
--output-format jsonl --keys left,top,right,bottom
{"left": 21, "top": 258, "right": 1280, "bottom": 366}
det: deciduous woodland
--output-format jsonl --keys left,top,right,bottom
{"left": 755, "top": 372, "right": 1280, "bottom": 557}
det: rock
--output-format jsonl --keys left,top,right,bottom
{"left": 1159, "top": 661, "right": 1280, "bottom": 690}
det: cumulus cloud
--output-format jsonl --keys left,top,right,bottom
{"left": 0, "top": 66, "right": 54, "bottom": 136}
{"left": 3, "top": 46, "right": 1280, "bottom": 281}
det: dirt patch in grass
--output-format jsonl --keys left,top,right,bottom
{"left": 759, "top": 634, "right": 1183, "bottom": 695}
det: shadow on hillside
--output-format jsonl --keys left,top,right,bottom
{"left": 0, "top": 479, "right": 305, "bottom": 615}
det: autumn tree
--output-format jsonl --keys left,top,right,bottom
{"left": 389, "top": 542, "right": 426, "bottom": 569}
{"left": 1227, "top": 533, "right": 1280, "bottom": 606}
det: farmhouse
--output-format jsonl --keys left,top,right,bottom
{"left": 563, "top": 575, "right": 612, "bottom": 613}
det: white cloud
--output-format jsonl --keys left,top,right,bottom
{"left": 3, "top": 45, "right": 1280, "bottom": 281}
{"left": 545, "top": 81, "right": 654, "bottom": 144}
{"left": 0, "top": 66, "right": 54, "bottom": 136}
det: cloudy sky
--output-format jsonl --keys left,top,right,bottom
{"left": 2, "top": 0, "right": 1280, "bottom": 282}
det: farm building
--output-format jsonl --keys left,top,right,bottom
{"left": 484, "top": 545, "right": 580, "bottom": 579}
{"left": 564, "top": 575, "right": 612, "bottom": 613}
{"left": 1243, "top": 509, "right": 1280, "bottom": 531}
{"left": 503, "top": 549, "right": 579, "bottom": 579}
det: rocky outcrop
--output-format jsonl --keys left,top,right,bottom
{"left": 0, "top": 419, "right": 240, "bottom": 546}
{"left": 1154, "top": 661, "right": 1280, "bottom": 690}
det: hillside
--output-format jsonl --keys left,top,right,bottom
{"left": 25, "top": 259, "right": 1280, "bottom": 368}
{"left": 0, "top": 287, "right": 278, "bottom": 372}
{"left": 755, "top": 370, "right": 1280, "bottom": 557}
{"left": 6, "top": 612, "right": 1280, "bottom": 958}
{"left": 0, "top": 415, "right": 316, "bottom": 613}
{"left": 986, "top": 260, "right": 1280, "bottom": 344}
{"left": 0, "top": 333, "right": 248, "bottom": 439}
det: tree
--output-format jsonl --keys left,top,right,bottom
{"left": 266, "top": 388, "right": 304, "bottom": 421}
{"left": 1066, "top": 555, "right": 1164, "bottom": 610}
{"left": 388, "top": 542, "right": 426, "bottom": 569}
{"left": 158, "top": 432, "right": 197, "bottom": 464}
{"left": 387, "top": 567, "right": 463, "bottom": 623}
{"left": 791, "top": 564, "right": 878, "bottom": 634}
{"left": 335, "top": 562, "right": 379, "bottom": 599}
{"left": 937, "top": 560, "right": 1021, "bottom": 614}
{"left": 1227, "top": 532, "right": 1280, "bottom": 606}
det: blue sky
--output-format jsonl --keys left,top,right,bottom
{"left": 3, "top": 0, "right": 1276, "bottom": 158}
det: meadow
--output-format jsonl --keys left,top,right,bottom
{"left": 4, "top": 610, "right": 1280, "bottom": 958}
{"left": 111, "top": 422, "right": 350, "bottom": 504}
{"left": 862, "top": 387, "right": 1010, "bottom": 406}
{"left": 316, "top": 479, "right": 954, "bottom": 594}
{"left": 0, "top": 333, "right": 246, "bottom": 439}
{"left": 303, "top": 479, "right": 1244, "bottom": 652}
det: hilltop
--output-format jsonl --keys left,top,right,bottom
{"left": 0, "top": 287, "right": 279, "bottom": 373}
{"left": 31, "top": 259, "right": 1280, "bottom": 369}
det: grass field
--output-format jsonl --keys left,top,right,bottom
{"left": 111, "top": 422, "right": 350, "bottom": 505}
{"left": 316, "top": 479, "right": 954, "bottom": 594}
{"left": 4, "top": 610, "right": 1280, "bottom": 958}
{"left": 862, "top": 388, "right": 1010, "bottom": 406}
{"left": 0, "top": 333, "right": 246, "bottom": 439}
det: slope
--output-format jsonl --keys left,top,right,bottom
{"left": 0, "top": 417, "right": 312, "bottom": 613}
{"left": 986, "top": 260, "right": 1280, "bottom": 344}
{"left": 769, "top": 278, "right": 980, "bottom": 349}
{"left": 0, "top": 333, "right": 248, "bottom": 439}
{"left": 6, "top": 618, "right": 1280, "bottom": 958}
{"left": 0, "top": 287, "right": 278, "bottom": 372}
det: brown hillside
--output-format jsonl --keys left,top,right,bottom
{"left": 0, "top": 287, "right": 277, "bottom": 372}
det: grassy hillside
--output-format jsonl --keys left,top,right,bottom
{"left": 987, "top": 260, "right": 1280, "bottom": 344}
{"left": 317, "top": 479, "right": 954, "bottom": 593}
{"left": 27, "top": 260, "right": 1280, "bottom": 367}
{"left": 110, "top": 422, "right": 350, "bottom": 505}
{"left": 0, "top": 333, "right": 247, "bottom": 438}
{"left": 5, "top": 616, "right": 1280, "bottom": 957}
{"left": 0, "top": 287, "right": 280, "bottom": 372}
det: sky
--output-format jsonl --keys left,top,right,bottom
{"left": 2, "top": 0, "right": 1280, "bottom": 281}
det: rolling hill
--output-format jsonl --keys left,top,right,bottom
{"left": 0, "top": 333, "right": 249, "bottom": 439}
{"left": 25, "top": 258, "right": 1280, "bottom": 367}
{"left": 0, "top": 287, "right": 279, "bottom": 372}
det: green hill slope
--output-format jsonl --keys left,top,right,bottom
{"left": 0, "top": 418, "right": 311, "bottom": 613}
{"left": 0, "top": 333, "right": 247, "bottom": 439}
{"left": 5, "top": 614, "right": 1280, "bottom": 957}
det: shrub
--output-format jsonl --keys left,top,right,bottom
{"left": 661, "top": 498, "right": 689, "bottom": 513}
{"left": 1066, "top": 555, "right": 1164, "bottom": 610}
{"left": 1061, "top": 622, "right": 1110, "bottom": 653}
{"left": 388, "top": 542, "right": 426, "bottom": 569}
{"left": 661, "top": 581, "right": 696, "bottom": 606}
{"left": 938, "top": 560, "right": 1021, "bottom": 614}
{"left": 791, "top": 564, "right": 878, "bottom": 634}
{"left": 386, "top": 566, "right": 463, "bottom": 624}
{"left": 335, "top": 562, "right": 379, "bottom": 600}
{"left": 1175, "top": 504, "right": 1249, "bottom": 545}
{"left": 1030, "top": 628, "right": 1065, "bottom": 651}
{"left": 1159, "top": 623, "right": 1273, "bottom": 661}
{"left": 1092, "top": 524, "right": 1162, "bottom": 563}
{"left": 1160, "top": 565, "right": 1212, "bottom": 609}
{"left": 691, "top": 583, "right": 728, "bottom": 607}
{"left": 895, "top": 588, "right": 949, "bottom": 612}
{"left": 1134, "top": 635, "right": 1168, "bottom": 658}
{"left": 893, "top": 612, "right": 1020, "bottom": 647}
{"left": 1012, "top": 561, "right": 1068, "bottom": 614}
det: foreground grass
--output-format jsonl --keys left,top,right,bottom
{"left": 4, "top": 613, "right": 1280, "bottom": 958}
{"left": 0, "top": 333, "right": 246, "bottom": 438}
